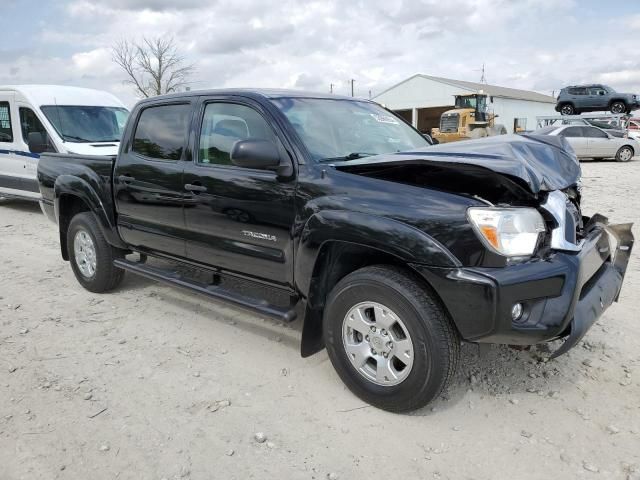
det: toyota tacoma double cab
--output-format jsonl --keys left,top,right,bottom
{"left": 38, "top": 89, "right": 634, "bottom": 412}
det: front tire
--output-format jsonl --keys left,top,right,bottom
{"left": 611, "top": 101, "right": 626, "bottom": 114}
{"left": 615, "top": 145, "right": 634, "bottom": 162}
{"left": 323, "top": 265, "right": 459, "bottom": 412}
{"left": 67, "top": 212, "right": 125, "bottom": 293}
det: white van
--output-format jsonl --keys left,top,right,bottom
{"left": 0, "top": 85, "right": 129, "bottom": 201}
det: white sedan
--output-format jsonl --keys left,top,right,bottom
{"left": 536, "top": 124, "right": 638, "bottom": 162}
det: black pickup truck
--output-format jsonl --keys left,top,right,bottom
{"left": 38, "top": 89, "right": 633, "bottom": 412}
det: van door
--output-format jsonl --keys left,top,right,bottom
{"left": 0, "top": 94, "right": 38, "bottom": 199}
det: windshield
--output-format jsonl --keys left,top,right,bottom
{"left": 270, "top": 98, "right": 429, "bottom": 161}
{"left": 455, "top": 96, "right": 478, "bottom": 109}
{"left": 41, "top": 105, "right": 129, "bottom": 143}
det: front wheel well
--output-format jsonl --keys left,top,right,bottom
{"left": 300, "top": 241, "right": 453, "bottom": 357}
{"left": 58, "top": 194, "right": 91, "bottom": 260}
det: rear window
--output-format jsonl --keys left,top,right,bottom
{"left": 0, "top": 101, "right": 13, "bottom": 143}
{"left": 132, "top": 104, "right": 190, "bottom": 160}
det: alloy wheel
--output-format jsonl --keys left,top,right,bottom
{"left": 342, "top": 301, "right": 414, "bottom": 386}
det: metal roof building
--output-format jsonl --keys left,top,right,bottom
{"left": 373, "top": 74, "right": 556, "bottom": 134}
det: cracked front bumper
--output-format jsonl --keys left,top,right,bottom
{"left": 413, "top": 219, "right": 634, "bottom": 356}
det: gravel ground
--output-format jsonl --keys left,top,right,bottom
{"left": 1, "top": 160, "right": 639, "bottom": 480}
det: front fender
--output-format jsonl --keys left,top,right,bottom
{"left": 294, "top": 210, "right": 460, "bottom": 296}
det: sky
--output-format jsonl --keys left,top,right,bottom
{"left": 2, "top": 0, "right": 640, "bottom": 106}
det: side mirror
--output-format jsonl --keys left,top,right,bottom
{"left": 422, "top": 133, "right": 434, "bottom": 145}
{"left": 230, "top": 139, "right": 283, "bottom": 171}
{"left": 28, "top": 132, "right": 48, "bottom": 154}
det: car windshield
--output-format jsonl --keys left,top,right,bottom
{"left": 270, "top": 97, "right": 429, "bottom": 161}
{"left": 41, "top": 105, "right": 129, "bottom": 143}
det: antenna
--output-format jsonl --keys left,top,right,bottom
{"left": 480, "top": 64, "right": 487, "bottom": 84}
{"left": 350, "top": 79, "right": 355, "bottom": 97}
{"left": 330, "top": 83, "right": 334, "bottom": 94}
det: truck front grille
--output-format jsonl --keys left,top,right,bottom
{"left": 541, "top": 191, "right": 583, "bottom": 251}
{"left": 440, "top": 113, "right": 459, "bottom": 133}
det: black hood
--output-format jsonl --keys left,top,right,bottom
{"left": 334, "top": 134, "right": 581, "bottom": 195}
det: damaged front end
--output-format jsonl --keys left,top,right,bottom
{"left": 333, "top": 134, "right": 634, "bottom": 356}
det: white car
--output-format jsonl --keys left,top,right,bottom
{"left": 536, "top": 124, "right": 638, "bottom": 162}
{"left": 0, "top": 85, "right": 129, "bottom": 201}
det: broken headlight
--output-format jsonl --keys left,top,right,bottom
{"left": 467, "top": 207, "right": 546, "bottom": 257}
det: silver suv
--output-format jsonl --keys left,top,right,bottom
{"left": 555, "top": 84, "right": 639, "bottom": 115}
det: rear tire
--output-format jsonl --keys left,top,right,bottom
{"left": 611, "top": 101, "right": 626, "bottom": 114}
{"left": 560, "top": 103, "right": 575, "bottom": 115}
{"left": 615, "top": 145, "right": 634, "bottom": 162}
{"left": 323, "top": 265, "right": 459, "bottom": 412}
{"left": 67, "top": 212, "right": 125, "bottom": 293}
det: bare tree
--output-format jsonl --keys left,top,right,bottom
{"left": 112, "top": 37, "right": 195, "bottom": 97}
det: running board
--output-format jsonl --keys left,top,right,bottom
{"left": 113, "top": 259, "right": 298, "bottom": 322}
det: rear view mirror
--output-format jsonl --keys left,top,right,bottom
{"left": 28, "top": 132, "right": 48, "bottom": 154}
{"left": 231, "top": 138, "right": 293, "bottom": 176}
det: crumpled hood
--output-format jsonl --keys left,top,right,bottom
{"left": 334, "top": 134, "right": 581, "bottom": 194}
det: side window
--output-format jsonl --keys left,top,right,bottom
{"left": 559, "top": 127, "right": 583, "bottom": 138}
{"left": 132, "top": 104, "right": 190, "bottom": 160}
{"left": 589, "top": 87, "right": 606, "bottom": 96}
{"left": 583, "top": 127, "right": 608, "bottom": 139}
{"left": 19, "top": 107, "right": 55, "bottom": 152}
{"left": 198, "top": 103, "right": 276, "bottom": 166}
{"left": 0, "top": 102, "right": 13, "bottom": 143}
{"left": 568, "top": 87, "right": 587, "bottom": 96}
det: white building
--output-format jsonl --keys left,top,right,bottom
{"left": 373, "top": 74, "right": 556, "bottom": 134}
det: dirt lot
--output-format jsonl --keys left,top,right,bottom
{"left": 1, "top": 160, "right": 639, "bottom": 480}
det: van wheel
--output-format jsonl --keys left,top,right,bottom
{"left": 611, "top": 101, "right": 626, "bottom": 114}
{"left": 560, "top": 104, "right": 575, "bottom": 115}
{"left": 615, "top": 146, "right": 634, "bottom": 162}
{"left": 323, "top": 265, "right": 460, "bottom": 412}
{"left": 67, "top": 212, "right": 125, "bottom": 293}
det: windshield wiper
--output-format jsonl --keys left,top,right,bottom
{"left": 319, "top": 152, "right": 376, "bottom": 163}
{"left": 62, "top": 135, "right": 92, "bottom": 143}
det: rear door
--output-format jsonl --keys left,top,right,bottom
{"left": 0, "top": 96, "right": 51, "bottom": 198}
{"left": 568, "top": 87, "right": 588, "bottom": 110}
{"left": 558, "top": 126, "right": 588, "bottom": 157}
{"left": 182, "top": 96, "right": 297, "bottom": 286}
{"left": 114, "top": 101, "right": 193, "bottom": 257}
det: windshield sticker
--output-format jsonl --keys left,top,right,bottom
{"left": 370, "top": 114, "right": 399, "bottom": 125}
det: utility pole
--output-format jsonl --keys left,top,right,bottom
{"left": 368, "top": 89, "right": 372, "bottom": 99}
{"left": 350, "top": 79, "right": 355, "bottom": 97}
{"left": 330, "top": 83, "right": 334, "bottom": 94}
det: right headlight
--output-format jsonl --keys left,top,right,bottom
{"left": 467, "top": 207, "right": 546, "bottom": 257}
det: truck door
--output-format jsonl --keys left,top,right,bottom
{"left": 182, "top": 97, "right": 296, "bottom": 287}
{"left": 113, "top": 102, "right": 192, "bottom": 257}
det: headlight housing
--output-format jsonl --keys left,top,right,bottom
{"left": 468, "top": 207, "right": 546, "bottom": 257}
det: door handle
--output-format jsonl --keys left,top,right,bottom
{"left": 185, "top": 183, "right": 207, "bottom": 193}
{"left": 118, "top": 175, "right": 135, "bottom": 184}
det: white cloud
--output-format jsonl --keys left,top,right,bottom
{"left": 2, "top": 0, "right": 640, "bottom": 107}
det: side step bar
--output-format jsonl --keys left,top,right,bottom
{"left": 113, "top": 259, "right": 298, "bottom": 322}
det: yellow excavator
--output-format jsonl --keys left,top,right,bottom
{"left": 431, "top": 93, "right": 507, "bottom": 143}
